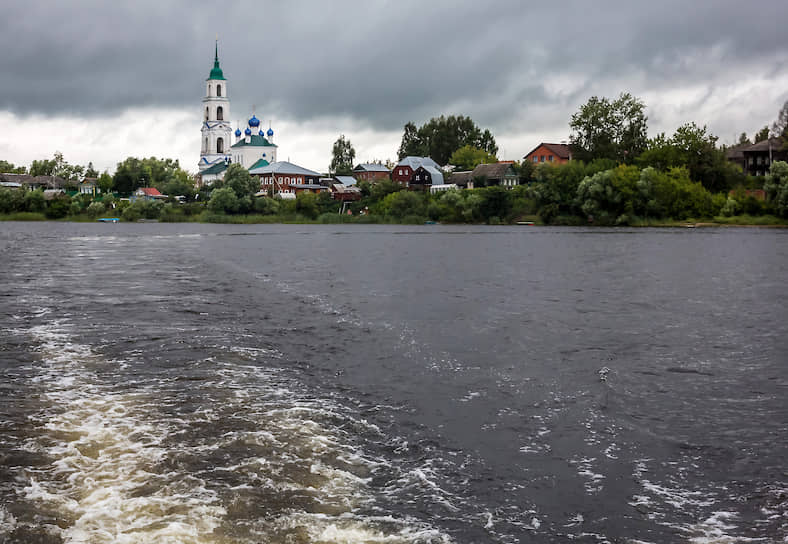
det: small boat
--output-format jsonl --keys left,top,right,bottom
{"left": 424, "top": 220, "right": 438, "bottom": 225}
{"left": 516, "top": 221, "right": 535, "bottom": 225}
{"left": 97, "top": 217, "right": 120, "bottom": 223}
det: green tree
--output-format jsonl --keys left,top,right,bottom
{"left": 576, "top": 164, "right": 641, "bottom": 224}
{"left": 569, "top": 92, "right": 648, "bottom": 163}
{"left": 0, "top": 160, "right": 26, "bottom": 174}
{"left": 772, "top": 101, "right": 788, "bottom": 144}
{"left": 397, "top": 122, "right": 425, "bottom": 159}
{"left": 207, "top": 186, "right": 239, "bottom": 214}
{"left": 738, "top": 132, "right": 752, "bottom": 145}
{"left": 84, "top": 162, "right": 99, "bottom": 178}
{"left": 113, "top": 156, "right": 185, "bottom": 195}
{"left": 381, "top": 190, "right": 426, "bottom": 219}
{"left": 764, "top": 161, "right": 788, "bottom": 217}
{"left": 221, "top": 163, "right": 257, "bottom": 199}
{"left": 97, "top": 172, "right": 114, "bottom": 194}
{"left": 755, "top": 126, "right": 770, "bottom": 143}
{"left": 448, "top": 145, "right": 498, "bottom": 171}
{"left": 45, "top": 195, "right": 71, "bottom": 219}
{"left": 29, "top": 158, "right": 56, "bottom": 177}
{"left": 330, "top": 135, "right": 356, "bottom": 175}
{"left": 397, "top": 115, "right": 498, "bottom": 165}
{"left": 295, "top": 192, "right": 320, "bottom": 219}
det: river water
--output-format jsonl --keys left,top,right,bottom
{"left": 0, "top": 222, "right": 785, "bottom": 543}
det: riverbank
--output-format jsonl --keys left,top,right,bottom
{"left": 2, "top": 211, "right": 787, "bottom": 227}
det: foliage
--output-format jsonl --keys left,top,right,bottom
{"left": 330, "top": 135, "right": 356, "bottom": 175}
{"left": 636, "top": 167, "right": 714, "bottom": 219}
{"left": 295, "top": 192, "right": 320, "bottom": 219}
{"left": 755, "top": 126, "right": 770, "bottom": 143}
{"left": 113, "top": 156, "right": 188, "bottom": 196}
{"left": 449, "top": 145, "right": 498, "bottom": 171}
{"left": 253, "top": 195, "right": 280, "bottom": 215}
{"left": 86, "top": 201, "right": 106, "bottom": 217}
{"left": 0, "top": 160, "right": 26, "bottom": 174}
{"left": 44, "top": 195, "right": 71, "bottom": 219}
{"left": 97, "top": 172, "right": 114, "bottom": 193}
{"left": 84, "top": 162, "right": 99, "bottom": 178}
{"left": 638, "top": 123, "right": 743, "bottom": 193}
{"left": 207, "top": 187, "right": 239, "bottom": 214}
{"left": 396, "top": 115, "right": 498, "bottom": 165}
{"left": 569, "top": 93, "right": 648, "bottom": 163}
{"left": 380, "top": 190, "right": 426, "bottom": 219}
{"left": 737, "top": 133, "right": 752, "bottom": 145}
{"left": 764, "top": 161, "right": 788, "bottom": 217}
{"left": 29, "top": 152, "right": 84, "bottom": 180}
{"left": 576, "top": 165, "right": 640, "bottom": 224}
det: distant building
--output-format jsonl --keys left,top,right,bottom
{"left": 352, "top": 163, "right": 390, "bottom": 183}
{"left": 410, "top": 165, "right": 444, "bottom": 191}
{"left": 524, "top": 143, "right": 572, "bottom": 165}
{"left": 331, "top": 183, "right": 362, "bottom": 201}
{"left": 0, "top": 173, "right": 68, "bottom": 190}
{"left": 199, "top": 161, "right": 228, "bottom": 186}
{"left": 471, "top": 162, "right": 519, "bottom": 188}
{"left": 132, "top": 187, "right": 165, "bottom": 201}
{"left": 449, "top": 171, "right": 474, "bottom": 189}
{"left": 198, "top": 41, "right": 278, "bottom": 175}
{"left": 392, "top": 156, "right": 441, "bottom": 186}
{"left": 250, "top": 161, "right": 322, "bottom": 195}
{"left": 739, "top": 138, "right": 787, "bottom": 177}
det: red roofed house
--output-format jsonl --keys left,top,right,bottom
{"left": 524, "top": 143, "right": 572, "bottom": 165}
{"left": 132, "top": 187, "right": 166, "bottom": 201}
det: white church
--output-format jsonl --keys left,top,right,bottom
{"left": 198, "top": 42, "right": 278, "bottom": 183}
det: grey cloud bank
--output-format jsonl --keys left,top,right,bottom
{"left": 1, "top": 0, "right": 787, "bottom": 149}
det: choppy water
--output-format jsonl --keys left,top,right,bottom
{"left": 0, "top": 222, "right": 786, "bottom": 543}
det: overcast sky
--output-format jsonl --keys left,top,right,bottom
{"left": 1, "top": 0, "right": 787, "bottom": 174}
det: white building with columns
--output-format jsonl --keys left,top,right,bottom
{"left": 198, "top": 42, "right": 278, "bottom": 176}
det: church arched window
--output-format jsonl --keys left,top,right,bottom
{"left": 217, "top": 85, "right": 222, "bottom": 97}
{"left": 205, "top": 107, "right": 209, "bottom": 121}
{"left": 217, "top": 138, "right": 224, "bottom": 154}
{"left": 216, "top": 106, "right": 224, "bottom": 120}
{"left": 204, "top": 137, "right": 208, "bottom": 152}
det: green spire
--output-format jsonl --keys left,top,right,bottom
{"left": 208, "top": 39, "right": 226, "bottom": 80}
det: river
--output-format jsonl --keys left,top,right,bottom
{"left": 0, "top": 222, "right": 785, "bottom": 543}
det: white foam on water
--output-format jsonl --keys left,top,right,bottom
{"left": 18, "top": 320, "right": 228, "bottom": 544}
{"left": 0, "top": 505, "right": 17, "bottom": 537}
{"left": 685, "top": 511, "right": 768, "bottom": 543}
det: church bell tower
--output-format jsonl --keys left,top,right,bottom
{"left": 199, "top": 41, "right": 232, "bottom": 172}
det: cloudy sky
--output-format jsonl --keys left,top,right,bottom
{"left": 1, "top": 0, "right": 787, "bottom": 174}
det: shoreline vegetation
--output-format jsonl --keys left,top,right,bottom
{"left": 1, "top": 211, "right": 786, "bottom": 227}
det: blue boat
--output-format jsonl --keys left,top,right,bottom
{"left": 97, "top": 218, "right": 120, "bottom": 223}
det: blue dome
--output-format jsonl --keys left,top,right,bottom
{"left": 262, "top": 153, "right": 266, "bottom": 157}
{"left": 244, "top": 127, "right": 252, "bottom": 136}
{"left": 258, "top": 129, "right": 264, "bottom": 136}
{"left": 235, "top": 128, "right": 242, "bottom": 137}
{"left": 267, "top": 128, "right": 274, "bottom": 136}
{"left": 248, "top": 115, "right": 260, "bottom": 128}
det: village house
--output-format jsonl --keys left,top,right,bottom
{"left": 352, "top": 163, "right": 390, "bottom": 183}
{"left": 409, "top": 165, "right": 444, "bottom": 191}
{"left": 331, "top": 183, "right": 362, "bottom": 201}
{"left": 740, "top": 138, "right": 787, "bottom": 177}
{"left": 79, "top": 177, "right": 99, "bottom": 196}
{"left": 471, "top": 162, "right": 519, "bottom": 188}
{"left": 250, "top": 161, "right": 322, "bottom": 195}
{"left": 524, "top": 142, "right": 572, "bottom": 165}
{"left": 132, "top": 187, "right": 166, "bottom": 201}
{"left": 391, "top": 156, "right": 441, "bottom": 186}
{"left": 0, "top": 173, "right": 69, "bottom": 190}
{"left": 449, "top": 171, "right": 474, "bottom": 189}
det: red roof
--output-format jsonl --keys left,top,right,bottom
{"left": 138, "top": 187, "right": 162, "bottom": 196}
{"left": 524, "top": 142, "right": 572, "bottom": 160}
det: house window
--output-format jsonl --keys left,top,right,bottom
{"left": 749, "top": 158, "right": 754, "bottom": 165}
{"left": 216, "top": 137, "right": 224, "bottom": 154}
{"left": 398, "top": 169, "right": 403, "bottom": 175}
{"left": 217, "top": 106, "right": 223, "bottom": 120}
{"left": 540, "top": 155, "right": 545, "bottom": 162}
{"left": 532, "top": 156, "right": 538, "bottom": 163}
{"left": 548, "top": 155, "right": 554, "bottom": 162}
{"left": 217, "top": 84, "right": 222, "bottom": 97}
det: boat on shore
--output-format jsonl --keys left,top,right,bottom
{"left": 97, "top": 218, "right": 120, "bottom": 223}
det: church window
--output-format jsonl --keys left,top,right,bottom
{"left": 217, "top": 106, "right": 224, "bottom": 120}
{"left": 217, "top": 85, "right": 222, "bottom": 97}
{"left": 217, "top": 137, "right": 224, "bottom": 154}
{"left": 205, "top": 107, "right": 209, "bottom": 121}
{"left": 204, "top": 138, "right": 208, "bottom": 152}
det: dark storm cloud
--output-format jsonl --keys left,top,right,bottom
{"left": 1, "top": 0, "right": 786, "bottom": 130}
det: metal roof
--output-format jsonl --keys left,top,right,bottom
{"left": 334, "top": 175, "right": 357, "bottom": 185}
{"left": 396, "top": 156, "right": 440, "bottom": 169}
{"left": 231, "top": 134, "right": 277, "bottom": 148}
{"left": 249, "top": 161, "right": 322, "bottom": 177}
{"left": 353, "top": 163, "right": 390, "bottom": 172}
